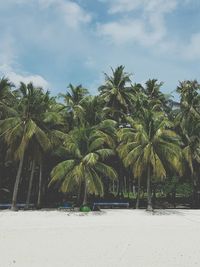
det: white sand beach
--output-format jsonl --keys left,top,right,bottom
{"left": 0, "top": 209, "right": 200, "bottom": 267}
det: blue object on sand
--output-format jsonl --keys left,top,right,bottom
{"left": 63, "top": 202, "right": 72, "bottom": 208}
{"left": 93, "top": 202, "right": 129, "bottom": 210}
{"left": 0, "top": 203, "right": 34, "bottom": 209}
{"left": 59, "top": 202, "right": 74, "bottom": 211}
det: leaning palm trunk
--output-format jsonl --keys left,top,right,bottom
{"left": 136, "top": 178, "right": 140, "bottom": 209}
{"left": 37, "top": 162, "right": 43, "bottom": 209}
{"left": 147, "top": 164, "right": 153, "bottom": 211}
{"left": 82, "top": 181, "right": 87, "bottom": 206}
{"left": 11, "top": 151, "right": 25, "bottom": 211}
{"left": 25, "top": 159, "right": 36, "bottom": 209}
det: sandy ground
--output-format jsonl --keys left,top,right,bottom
{"left": 0, "top": 209, "right": 200, "bottom": 267}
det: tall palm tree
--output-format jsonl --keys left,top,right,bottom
{"left": 0, "top": 77, "right": 16, "bottom": 119}
{"left": 99, "top": 66, "right": 135, "bottom": 196}
{"left": 49, "top": 121, "right": 117, "bottom": 205}
{"left": 0, "top": 78, "right": 15, "bottom": 189}
{"left": 80, "top": 95, "right": 104, "bottom": 127}
{"left": 0, "top": 77, "right": 13, "bottom": 103}
{"left": 99, "top": 65, "right": 133, "bottom": 122}
{"left": 118, "top": 110, "right": 182, "bottom": 210}
{"left": 142, "top": 79, "right": 172, "bottom": 114}
{"left": 181, "top": 120, "right": 200, "bottom": 206}
{"left": 0, "top": 82, "right": 52, "bottom": 210}
{"left": 60, "top": 84, "right": 89, "bottom": 127}
{"left": 175, "top": 80, "right": 200, "bottom": 206}
{"left": 176, "top": 80, "right": 200, "bottom": 121}
{"left": 36, "top": 97, "right": 65, "bottom": 208}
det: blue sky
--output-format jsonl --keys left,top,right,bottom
{"left": 0, "top": 0, "right": 200, "bottom": 98}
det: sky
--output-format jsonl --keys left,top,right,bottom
{"left": 0, "top": 0, "right": 200, "bottom": 98}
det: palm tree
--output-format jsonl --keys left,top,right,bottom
{"left": 99, "top": 66, "right": 135, "bottom": 196}
{"left": 0, "top": 77, "right": 16, "bottom": 119}
{"left": 99, "top": 65, "right": 133, "bottom": 122}
{"left": 62, "top": 84, "right": 89, "bottom": 106}
{"left": 49, "top": 121, "right": 117, "bottom": 205}
{"left": 60, "top": 84, "right": 89, "bottom": 127}
{"left": 0, "top": 82, "right": 52, "bottom": 210}
{"left": 0, "top": 78, "right": 14, "bottom": 104}
{"left": 141, "top": 79, "right": 172, "bottom": 114}
{"left": 176, "top": 80, "right": 200, "bottom": 121}
{"left": 0, "top": 78, "right": 15, "bottom": 189}
{"left": 181, "top": 121, "right": 200, "bottom": 207}
{"left": 35, "top": 97, "right": 65, "bottom": 208}
{"left": 176, "top": 80, "right": 200, "bottom": 206}
{"left": 118, "top": 110, "right": 182, "bottom": 211}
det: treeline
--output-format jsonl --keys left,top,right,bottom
{"left": 0, "top": 66, "right": 200, "bottom": 211}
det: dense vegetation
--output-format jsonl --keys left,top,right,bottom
{"left": 0, "top": 66, "right": 200, "bottom": 211}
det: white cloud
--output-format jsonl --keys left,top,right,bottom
{"left": 181, "top": 33, "right": 200, "bottom": 60}
{"left": 0, "top": 34, "right": 49, "bottom": 89}
{"left": 1, "top": 0, "right": 92, "bottom": 29}
{"left": 98, "top": 19, "right": 146, "bottom": 45}
{"left": 0, "top": 0, "right": 199, "bottom": 101}
{"left": 106, "top": 0, "right": 142, "bottom": 14}
{"left": 59, "top": 1, "right": 91, "bottom": 28}
{"left": 0, "top": 0, "right": 90, "bottom": 90}
{"left": 98, "top": 0, "right": 177, "bottom": 46}
{"left": 102, "top": 0, "right": 177, "bottom": 14}
{"left": 0, "top": 64, "right": 49, "bottom": 89}
{"left": 36, "top": 0, "right": 92, "bottom": 29}
{"left": 97, "top": 17, "right": 165, "bottom": 46}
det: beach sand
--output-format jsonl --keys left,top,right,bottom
{"left": 0, "top": 209, "right": 200, "bottom": 267}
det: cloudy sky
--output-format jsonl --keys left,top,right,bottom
{"left": 0, "top": 0, "right": 200, "bottom": 97}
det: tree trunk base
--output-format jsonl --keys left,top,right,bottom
{"left": 11, "top": 206, "right": 18, "bottom": 211}
{"left": 136, "top": 200, "right": 139, "bottom": 209}
{"left": 146, "top": 205, "right": 153, "bottom": 212}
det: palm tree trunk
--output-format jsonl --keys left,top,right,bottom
{"left": 127, "top": 174, "right": 130, "bottom": 199}
{"left": 112, "top": 180, "right": 115, "bottom": 194}
{"left": 124, "top": 175, "right": 127, "bottom": 194}
{"left": 147, "top": 164, "right": 153, "bottom": 211}
{"left": 83, "top": 181, "right": 87, "bottom": 206}
{"left": 11, "top": 151, "right": 25, "bottom": 211}
{"left": 136, "top": 178, "right": 140, "bottom": 209}
{"left": 192, "top": 178, "right": 198, "bottom": 208}
{"left": 172, "top": 188, "right": 176, "bottom": 208}
{"left": 25, "top": 159, "right": 36, "bottom": 209}
{"left": 116, "top": 180, "right": 119, "bottom": 195}
{"left": 37, "top": 162, "right": 43, "bottom": 209}
{"left": 77, "top": 182, "right": 82, "bottom": 206}
{"left": 117, "top": 160, "right": 124, "bottom": 197}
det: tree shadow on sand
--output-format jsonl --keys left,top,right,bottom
{"left": 152, "top": 209, "right": 184, "bottom": 216}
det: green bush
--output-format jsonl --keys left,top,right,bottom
{"left": 80, "top": 205, "right": 91, "bottom": 212}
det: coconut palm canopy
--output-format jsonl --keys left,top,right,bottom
{"left": 0, "top": 66, "right": 200, "bottom": 210}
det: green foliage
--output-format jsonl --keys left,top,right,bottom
{"left": 49, "top": 124, "right": 117, "bottom": 202}
{"left": 0, "top": 68, "right": 200, "bottom": 209}
{"left": 98, "top": 65, "right": 133, "bottom": 121}
{"left": 163, "top": 177, "right": 192, "bottom": 197}
{"left": 118, "top": 111, "right": 182, "bottom": 179}
{"left": 176, "top": 183, "right": 193, "bottom": 197}
{"left": 163, "top": 177, "right": 179, "bottom": 194}
{"left": 80, "top": 205, "right": 91, "bottom": 212}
